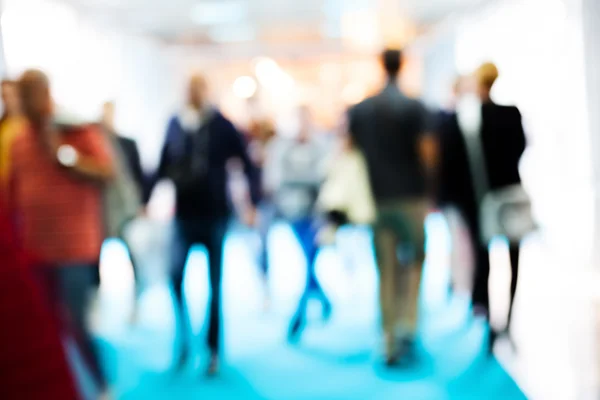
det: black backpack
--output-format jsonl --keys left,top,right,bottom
{"left": 166, "top": 112, "right": 214, "bottom": 192}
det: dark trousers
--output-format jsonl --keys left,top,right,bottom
{"left": 466, "top": 212, "right": 520, "bottom": 328}
{"left": 36, "top": 264, "right": 106, "bottom": 391}
{"left": 171, "top": 218, "right": 227, "bottom": 356}
{"left": 290, "top": 218, "right": 330, "bottom": 324}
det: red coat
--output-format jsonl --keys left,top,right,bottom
{"left": 0, "top": 206, "right": 80, "bottom": 399}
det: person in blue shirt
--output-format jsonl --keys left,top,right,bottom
{"left": 263, "top": 106, "right": 332, "bottom": 342}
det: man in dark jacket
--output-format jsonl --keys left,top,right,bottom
{"left": 148, "top": 74, "right": 259, "bottom": 376}
{"left": 349, "top": 49, "right": 436, "bottom": 366}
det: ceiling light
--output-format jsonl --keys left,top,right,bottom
{"left": 233, "top": 76, "right": 257, "bottom": 99}
{"left": 322, "top": 0, "right": 372, "bottom": 16}
{"left": 253, "top": 57, "right": 296, "bottom": 96}
{"left": 254, "top": 58, "right": 280, "bottom": 85}
{"left": 191, "top": 1, "right": 247, "bottom": 25}
{"left": 341, "top": 11, "right": 381, "bottom": 50}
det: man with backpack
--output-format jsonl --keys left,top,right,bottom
{"left": 148, "top": 74, "right": 259, "bottom": 376}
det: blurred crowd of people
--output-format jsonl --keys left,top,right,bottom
{"left": 0, "top": 48, "right": 529, "bottom": 399}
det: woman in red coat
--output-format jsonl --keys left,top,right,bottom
{"left": 0, "top": 204, "right": 80, "bottom": 399}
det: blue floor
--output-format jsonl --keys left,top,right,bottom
{"left": 93, "top": 217, "right": 527, "bottom": 399}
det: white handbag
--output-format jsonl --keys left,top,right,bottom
{"left": 479, "top": 184, "right": 535, "bottom": 243}
{"left": 317, "top": 147, "right": 376, "bottom": 225}
{"left": 457, "top": 97, "right": 534, "bottom": 244}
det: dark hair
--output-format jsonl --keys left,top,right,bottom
{"left": 381, "top": 49, "right": 402, "bottom": 78}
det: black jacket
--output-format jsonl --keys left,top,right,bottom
{"left": 151, "top": 111, "right": 260, "bottom": 219}
{"left": 116, "top": 136, "right": 146, "bottom": 202}
{"left": 349, "top": 84, "right": 432, "bottom": 201}
{"left": 437, "top": 102, "right": 526, "bottom": 221}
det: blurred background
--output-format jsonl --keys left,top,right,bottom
{"left": 1, "top": 0, "right": 600, "bottom": 399}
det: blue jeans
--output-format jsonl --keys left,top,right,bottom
{"left": 257, "top": 201, "right": 277, "bottom": 277}
{"left": 290, "top": 218, "right": 331, "bottom": 326}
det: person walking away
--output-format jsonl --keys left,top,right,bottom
{"left": 99, "top": 101, "right": 145, "bottom": 321}
{"left": 437, "top": 63, "right": 527, "bottom": 351}
{"left": 348, "top": 49, "right": 437, "bottom": 366}
{"left": 148, "top": 74, "right": 259, "bottom": 376}
{"left": 263, "top": 106, "right": 332, "bottom": 342}
{"left": 0, "top": 79, "right": 26, "bottom": 196}
{"left": 8, "top": 70, "right": 115, "bottom": 399}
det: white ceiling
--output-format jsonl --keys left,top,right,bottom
{"left": 66, "top": 0, "right": 324, "bottom": 39}
{"left": 63, "top": 0, "right": 484, "bottom": 45}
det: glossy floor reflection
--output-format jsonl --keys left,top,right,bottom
{"left": 92, "top": 214, "right": 526, "bottom": 399}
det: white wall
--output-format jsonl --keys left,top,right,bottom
{"left": 420, "top": 34, "right": 457, "bottom": 109}
{"left": 0, "top": 0, "right": 178, "bottom": 169}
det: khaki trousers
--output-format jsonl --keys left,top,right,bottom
{"left": 373, "top": 198, "right": 428, "bottom": 355}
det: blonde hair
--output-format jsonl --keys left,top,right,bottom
{"left": 476, "top": 62, "right": 499, "bottom": 90}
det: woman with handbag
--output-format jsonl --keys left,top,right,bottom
{"left": 437, "top": 63, "right": 529, "bottom": 351}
